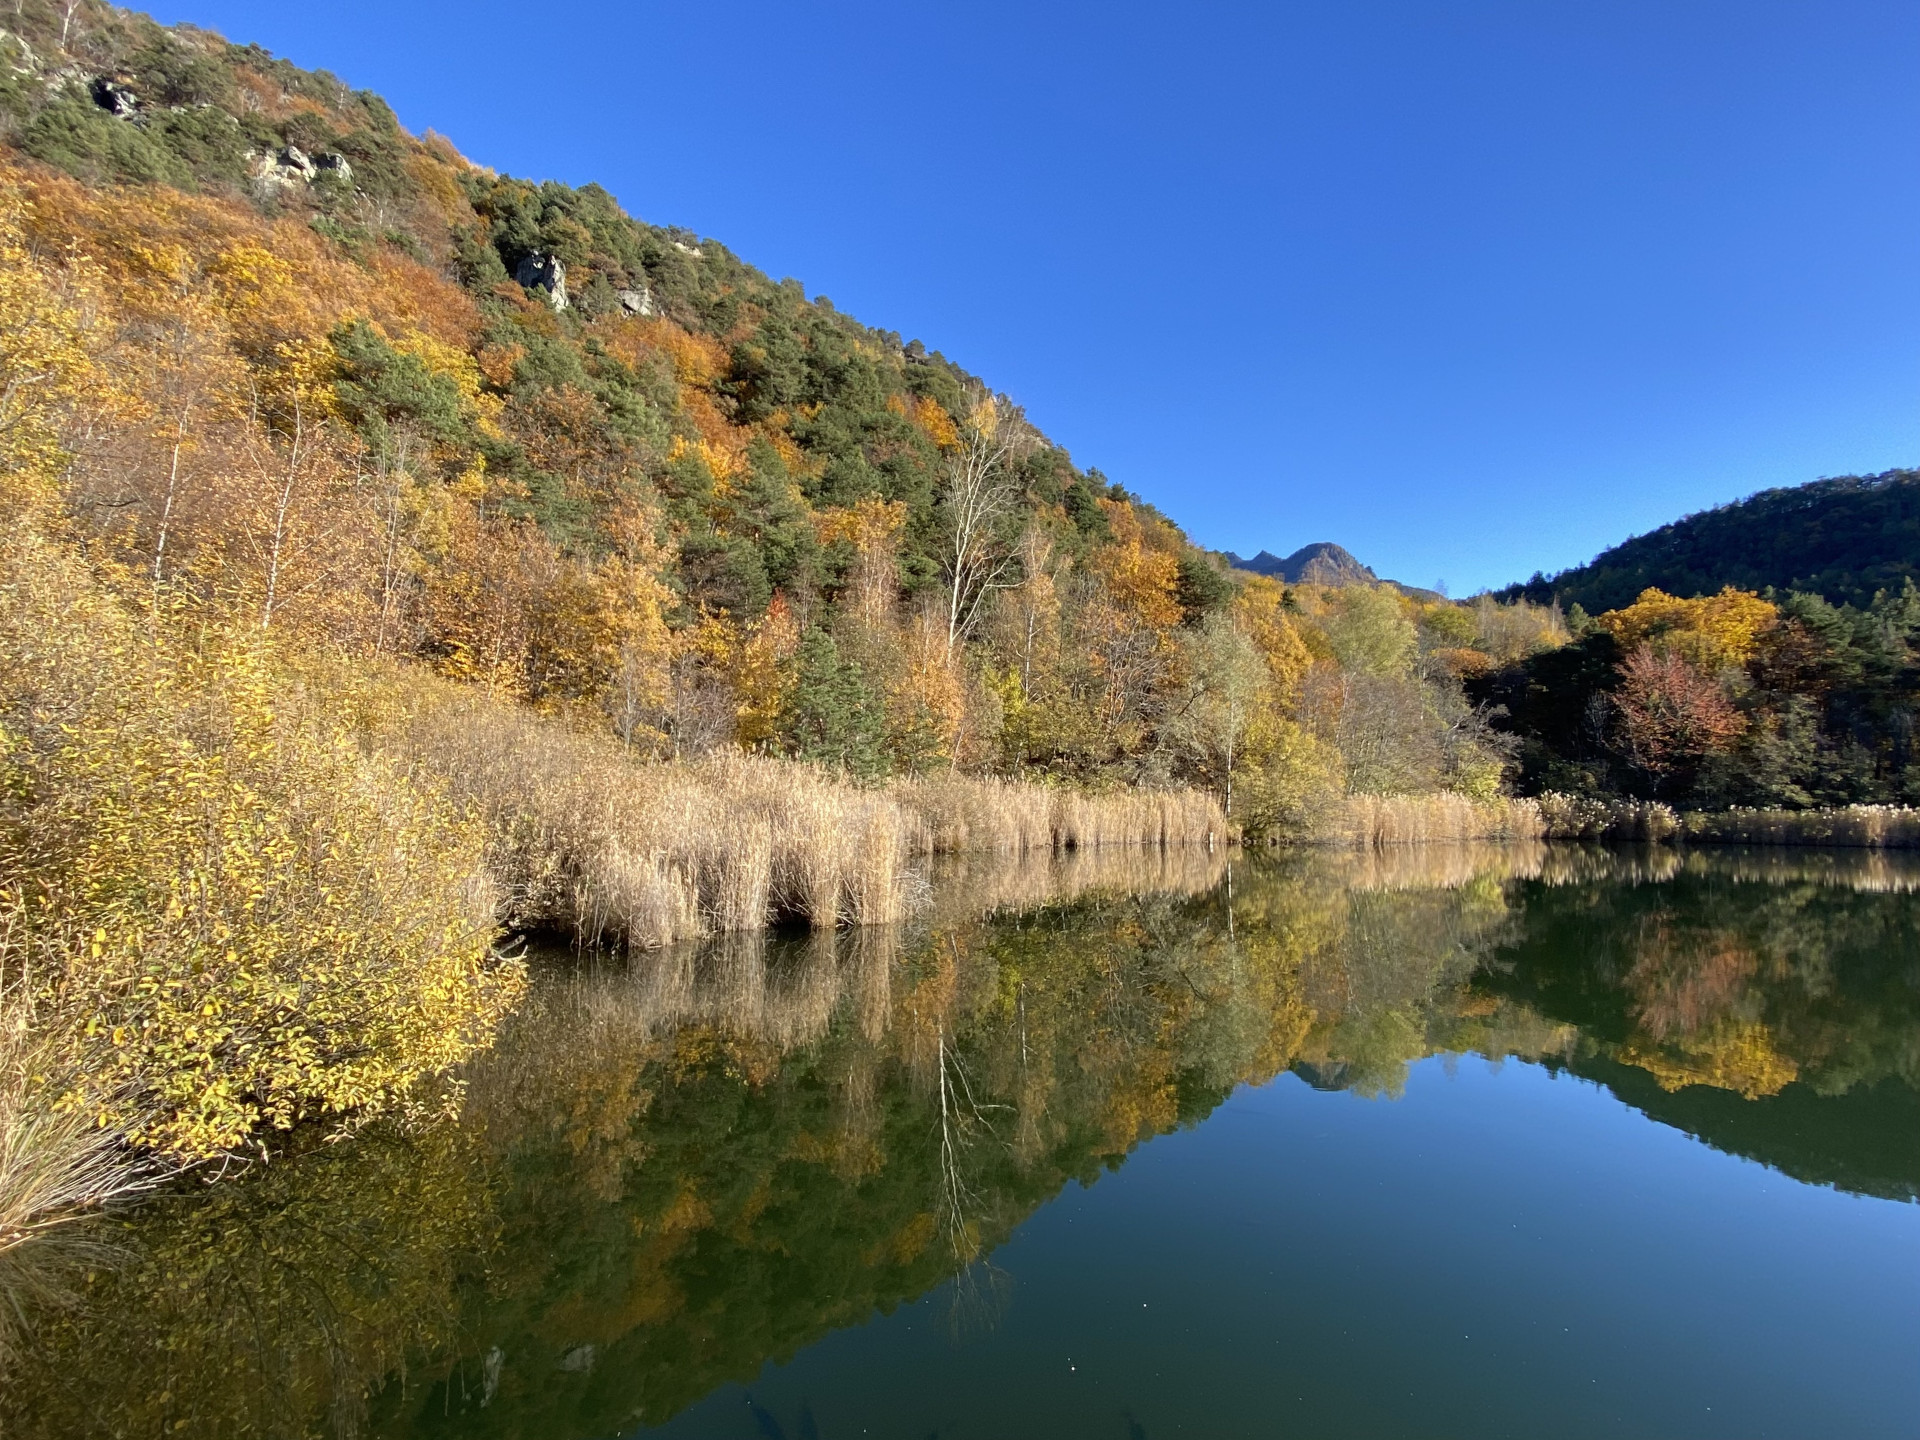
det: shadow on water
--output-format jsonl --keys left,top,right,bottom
{"left": 3, "top": 842, "right": 1919, "bottom": 1437}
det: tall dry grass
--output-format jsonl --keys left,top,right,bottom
{"left": 1326, "top": 793, "right": 1546, "bottom": 847}
{"left": 0, "top": 916, "right": 153, "bottom": 1253}
{"left": 399, "top": 693, "right": 910, "bottom": 950}
{"left": 393, "top": 684, "right": 1228, "bottom": 951}
{"left": 892, "top": 774, "right": 1226, "bottom": 854}
{"left": 1533, "top": 796, "right": 1920, "bottom": 850}
{"left": 1679, "top": 805, "right": 1920, "bottom": 849}
{"left": 1535, "top": 793, "right": 1682, "bottom": 842}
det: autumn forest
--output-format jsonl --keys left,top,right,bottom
{"left": 1, "top": 0, "right": 1918, "bottom": 1247}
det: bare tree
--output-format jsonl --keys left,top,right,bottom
{"left": 605, "top": 639, "right": 661, "bottom": 754}
{"left": 665, "top": 648, "right": 737, "bottom": 757}
{"left": 242, "top": 390, "right": 346, "bottom": 634}
{"left": 938, "top": 390, "right": 1031, "bottom": 658}
{"left": 1006, "top": 527, "right": 1058, "bottom": 692}
{"left": 255, "top": 395, "right": 307, "bottom": 630}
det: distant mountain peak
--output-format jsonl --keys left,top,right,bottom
{"left": 1226, "top": 542, "right": 1378, "bottom": 587}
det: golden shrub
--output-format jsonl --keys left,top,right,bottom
{"left": 0, "top": 538, "right": 523, "bottom": 1162}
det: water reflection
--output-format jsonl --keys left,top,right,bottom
{"left": 5, "top": 844, "right": 1920, "bottom": 1438}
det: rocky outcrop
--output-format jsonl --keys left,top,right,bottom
{"left": 89, "top": 75, "right": 139, "bottom": 118}
{"left": 0, "top": 30, "right": 41, "bottom": 78}
{"left": 245, "top": 145, "right": 352, "bottom": 199}
{"left": 514, "top": 252, "right": 568, "bottom": 311}
{"left": 248, "top": 145, "right": 310, "bottom": 197}
{"left": 616, "top": 285, "right": 654, "bottom": 317}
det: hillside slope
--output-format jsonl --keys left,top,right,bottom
{"left": 0, "top": 1, "right": 1231, "bottom": 776}
{"left": 0, "top": 0, "right": 1530, "bottom": 811}
{"left": 1506, "top": 469, "right": 1920, "bottom": 612}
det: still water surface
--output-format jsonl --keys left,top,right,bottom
{"left": 7, "top": 845, "right": 1920, "bottom": 1438}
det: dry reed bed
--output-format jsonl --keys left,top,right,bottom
{"left": 401, "top": 698, "right": 907, "bottom": 949}
{"left": 1327, "top": 793, "right": 1546, "bottom": 847}
{"left": 397, "top": 694, "right": 1228, "bottom": 950}
{"left": 1535, "top": 793, "right": 1682, "bottom": 842}
{"left": 892, "top": 774, "right": 1226, "bottom": 853}
{"left": 1533, "top": 795, "right": 1920, "bottom": 850}
{"left": 1679, "top": 805, "right": 1920, "bottom": 849}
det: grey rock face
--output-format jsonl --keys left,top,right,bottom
{"left": 90, "top": 76, "right": 139, "bottom": 118}
{"left": 615, "top": 285, "right": 655, "bottom": 317}
{"left": 514, "top": 252, "right": 568, "bottom": 311}
{"left": 246, "top": 146, "right": 354, "bottom": 200}
{"left": 0, "top": 31, "right": 43, "bottom": 78}
{"left": 246, "top": 145, "right": 332, "bottom": 199}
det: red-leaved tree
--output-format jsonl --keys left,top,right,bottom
{"left": 1613, "top": 644, "right": 1745, "bottom": 778}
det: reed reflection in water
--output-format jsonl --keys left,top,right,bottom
{"left": 2, "top": 843, "right": 1918, "bottom": 1439}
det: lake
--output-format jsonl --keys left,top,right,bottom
{"left": 5, "top": 844, "right": 1918, "bottom": 1439}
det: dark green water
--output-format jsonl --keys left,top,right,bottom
{"left": 7, "top": 845, "right": 1920, "bottom": 1439}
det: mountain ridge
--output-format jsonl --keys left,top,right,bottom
{"left": 1226, "top": 541, "right": 1447, "bottom": 602}
{"left": 1226, "top": 542, "right": 1376, "bottom": 587}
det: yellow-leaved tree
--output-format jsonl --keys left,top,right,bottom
{"left": 0, "top": 194, "right": 104, "bottom": 524}
{"left": 0, "top": 558, "right": 524, "bottom": 1162}
{"left": 1600, "top": 587, "right": 1778, "bottom": 672}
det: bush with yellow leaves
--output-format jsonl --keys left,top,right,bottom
{"left": 0, "top": 534, "right": 524, "bottom": 1170}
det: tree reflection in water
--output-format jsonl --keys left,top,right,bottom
{"left": 4, "top": 843, "right": 1920, "bottom": 1438}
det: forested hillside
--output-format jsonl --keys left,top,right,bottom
{"left": 1475, "top": 469, "right": 1920, "bottom": 810}
{"left": 0, "top": 0, "right": 1560, "bottom": 804}
{"left": 1474, "top": 580, "right": 1920, "bottom": 809}
{"left": 1506, "top": 469, "right": 1920, "bottom": 612}
{"left": 0, "top": 0, "right": 1578, "bottom": 1210}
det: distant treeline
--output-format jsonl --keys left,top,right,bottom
{"left": 1503, "top": 468, "right": 1920, "bottom": 613}
{"left": 1475, "top": 582, "right": 1920, "bottom": 809}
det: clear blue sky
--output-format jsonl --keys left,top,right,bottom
{"left": 145, "top": 0, "right": 1920, "bottom": 592}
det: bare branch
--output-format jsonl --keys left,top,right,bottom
{"left": 938, "top": 388, "right": 1033, "bottom": 657}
